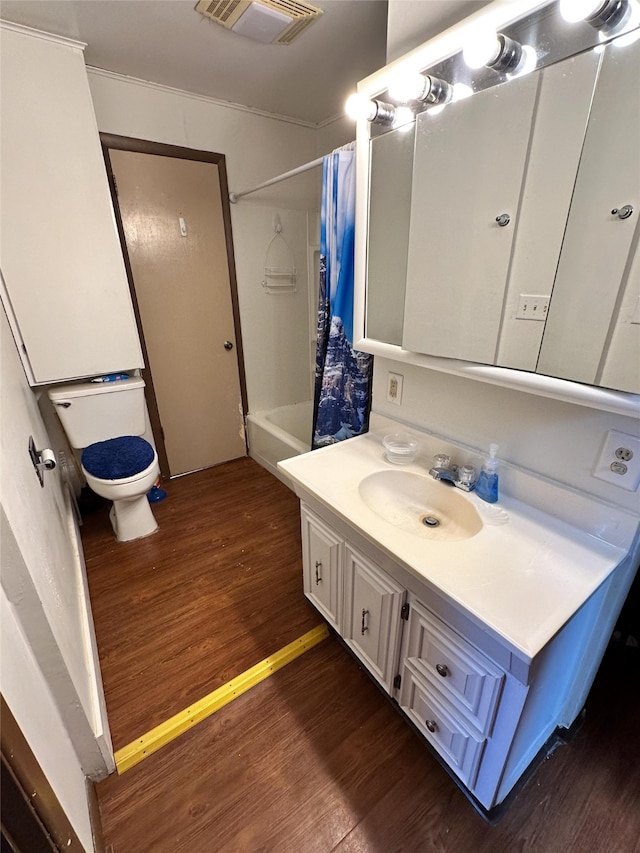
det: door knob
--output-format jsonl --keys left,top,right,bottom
{"left": 224, "top": 340, "right": 234, "bottom": 350}
{"left": 495, "top": 213, "right": 511, "bottom": 227}
{"left": 611, "top": 205, "right": 633, "bottom": 220}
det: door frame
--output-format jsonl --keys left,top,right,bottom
{"left": 100, "top": 134, "right": 248, "bottom": 479}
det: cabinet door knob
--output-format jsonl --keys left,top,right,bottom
{"left": 611, "top": 205, "right": 633, "bottom": 220}
{"left": 495, "top": 213, "right": 511, "bottom": 227}
{"left": 435, "top": 663, "right": 449, "bottom": 677}
{"left": 361, "top": 608, "right": 369, "bottom": 635}
{"left": 224, "top": 340, "right": 234, "bottom": 350}
{"left": 425, "top": 719, "right": 438, "bottom": 733}
{"left": 314, "top": 560, "right": 321, "bottom": 585}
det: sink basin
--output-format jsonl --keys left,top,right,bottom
{"left": 358, "top": 470, "right": 482, "bottom": 542}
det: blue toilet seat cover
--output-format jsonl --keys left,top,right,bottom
{"left": 81, "top": 436, "right": 155, "bottom": 480}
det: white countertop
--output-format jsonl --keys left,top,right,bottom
{"left": 279, "top": 416, "right": 633, "bottom": 661}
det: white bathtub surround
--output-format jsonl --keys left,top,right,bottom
{"left": 246, "top": 401, "right": 312, "bottom": 483}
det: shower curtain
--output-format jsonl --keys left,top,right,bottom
{"left": 312, "top": 145, "right": 373, "bottom": 450}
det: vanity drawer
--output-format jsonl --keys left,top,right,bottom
{"left": 403, "top": 598, "right": 504, "bottom": 736}
{"left": 399, "top": 669, "right": 485, "bottom": 788}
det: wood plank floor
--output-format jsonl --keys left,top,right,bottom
{"left": 81, "top": 458, "right": 319, "bottom": 747}
{"left": 82, "top": 458, "right": 640, "bottom": 852}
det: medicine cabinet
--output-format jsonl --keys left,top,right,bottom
{"left": 358, "top": 5, "right": 640, "bottom": 403}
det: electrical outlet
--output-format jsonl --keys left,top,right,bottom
{"left": 516, "top": 294, "right": 549, "bottom": 321}
{"left": 386, "top": 372, "right": 403, "bottom": 405}
{"left": 593, "top": 430, "right": 640, "bottom": 491}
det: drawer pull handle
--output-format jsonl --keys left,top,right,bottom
{"left": 435, "top": 663, "right": 449, "bottom": 677}
{"left": 425, "top": 719, "right": 438, "bottom": 733}
{"left": 361, "top": 608, "right": 369, "bottom": 635}
{"left": 315, "top": 561, "right": 321, "bottom": 585}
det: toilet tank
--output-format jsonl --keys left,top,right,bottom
{"left": 47, "top": 376, "right": 147, "bottom": 448}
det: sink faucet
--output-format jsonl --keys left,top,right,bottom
{"left": 429, "top": 454, "right": 476, "bottom": 492}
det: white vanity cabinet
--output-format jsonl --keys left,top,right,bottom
{"left": 282, "top": 422, "right": 637, "bottom": 814}
{"left": 0, "top": 24, "right": 143, "bottom": 385}
{"left": 299, "top": 501, "right": 518, "bottom": 802}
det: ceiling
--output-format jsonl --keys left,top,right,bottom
{"left": 0, "top": 0, "right": 480, "bottom": 125}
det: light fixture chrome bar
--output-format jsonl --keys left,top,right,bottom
{"left": 488, "top": 34, "right": 524, "bottom": 71}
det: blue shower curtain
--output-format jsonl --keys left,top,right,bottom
{"left": 312, "top": 146, "right": 373, "bottom": 450}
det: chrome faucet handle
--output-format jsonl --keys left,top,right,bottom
{"left": 433, "top": 453, "right": 450, "bottom": 469}
{"left": 456, "top": 465, "right": 477, "bottom": 491}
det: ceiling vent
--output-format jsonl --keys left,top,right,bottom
{"left": 195, "top": 0, "right": 323, "bottom": 45}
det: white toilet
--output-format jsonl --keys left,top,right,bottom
{"left": 48, "top": 376, "right": 160, "bottom": 542}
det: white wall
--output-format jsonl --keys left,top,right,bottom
{"left": 0, "top": 307, "right": 109, "bottom": 851}
{"left": 372, "top": 357, "right": 640, "bottom": 514}
{"left": 88, "top": 70, "right": 324, "bottom": 414}
{"left": 1, "top": 586, "right": 94, "bottom": 851}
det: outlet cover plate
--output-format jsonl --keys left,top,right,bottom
{"left": 593, "top": 430, "right": 640, "bottom": 491}
{"left": 386, "top": 372, "right": 403, "bottom": 405}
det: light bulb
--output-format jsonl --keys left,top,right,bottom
{"left": 345, "top": 93, "right": 377, "bottom": 122}
{"left": 463, "top": 30, "right": 501, "bottom": 69}
{"left": 388, "top": 73, "right": 428, "bottom": 103}
{"left": 560, "top": 0, "right": 607, "bottom": 22}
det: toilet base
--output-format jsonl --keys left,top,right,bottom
{"left": 109, "top": 495, "right": 158, "bottom": 542}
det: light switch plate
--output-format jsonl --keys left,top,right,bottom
{"left": 516, "top": 294, "right": 549, "bottom": 321}
{"left": 593, "top": 430, "right": 640, "bottom": 491}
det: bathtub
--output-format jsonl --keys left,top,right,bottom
{"left": 246, "top": 401, "right": 313, "bottom": 486}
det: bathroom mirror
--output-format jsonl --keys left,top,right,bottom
{"left": 358, "top": 0, "right": 640, "bottom": 404}
{"left": 366, "top": 124, "right": 414, "bottom": 346}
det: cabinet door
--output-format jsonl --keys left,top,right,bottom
{"left": 496, "top": 49, "right": 600, "bottom": 371}
{"left": 343, "top": 545, "right": 405, "bottom": 692}
{"left": 536, "top": 38, "right": 640, "bottom": 388}
{"left": 300, "top": 505, "right": 343, "bottom": 630}
{"left": 0, "top": 27, "right": 143, "bottom": 384}
{"left": 403, "top": 72, "right": 538, "bottom": 364}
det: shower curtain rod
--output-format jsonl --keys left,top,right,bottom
{"left": 229, "top": 155, "right": 325, "bottom": 204}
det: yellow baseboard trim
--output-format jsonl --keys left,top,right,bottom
{"left": 114, "top": 623, "right": 329, "bottom": 774}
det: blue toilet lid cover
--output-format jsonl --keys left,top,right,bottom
{"left": 81, "top": 436, "right": 155, "bottom": 480}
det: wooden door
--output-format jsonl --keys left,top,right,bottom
{"left": 107, "top": 147, "right": 246, "bottom": 477}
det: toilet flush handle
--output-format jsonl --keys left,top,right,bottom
{"left": 224, "top": 341, "right": 234, "bottom": 350}
{"left": 54, "top": 400, "right": 72, "bottom": 408}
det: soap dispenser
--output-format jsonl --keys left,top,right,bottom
{"left": 475, "top": 443, "right": 499, "bottom": 503}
